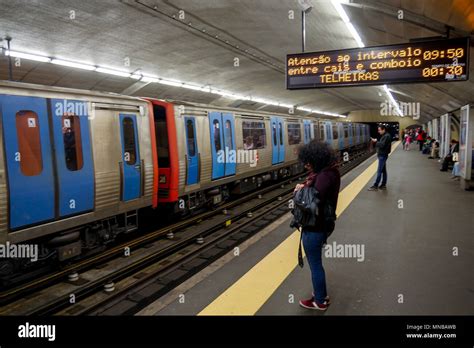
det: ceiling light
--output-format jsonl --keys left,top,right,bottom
{"left": 96, "top": 67, "right": 131, "bottom": 77}
{"left": 51, "top": 59, "right": 95, "bottom": 71}
{"left": 158, "top": 79, "right": 183, "bottom": 87}
{"left": 5, "top": 50, "right": 51, "bottom": 63}
{"left": 330, "top": 0, "right": 365, "bottom": 47}
{"left": 141, "top": 76, "right": 159, "bottom": 83}
{"left": 331, "top": 0, "right": 350, "bottom": 23}
{"left": 182, "top": 83, "right": 207, "bottom": 91}
{"left": 383, "top": 85, "right": 403, "bottom": 117}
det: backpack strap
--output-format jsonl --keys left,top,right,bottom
{"left": 297, "top": 228, "right": 304, "bottom": 268}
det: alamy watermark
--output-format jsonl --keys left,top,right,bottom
{"left": 324, "top": 241, "right": 365, "bottom": 262}
{"left": 0, "top": 242, "right": 38, "bottom": 262}
{"left": 54, "top": 100, "right": 96, "bottom": 120}
{"left": 18, "top": 322, "right": 55, "bottom": 342}
{"left": 380, "top": 100, "right": 420, "bottom": 120}
{"left": 217, "top": 147, "right": 258, "bottom": 167}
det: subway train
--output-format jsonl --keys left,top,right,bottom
{"left": 0, "top": 81, "right": 370, "bottom": 278}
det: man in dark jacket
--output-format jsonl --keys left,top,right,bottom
{"left": 368, "top": 125, "right": 392, "bottom": 191}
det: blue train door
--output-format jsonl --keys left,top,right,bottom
{"left": 325, "top": 122, "right": 332, "bottom": 145}
{"left": 120, "top": 114, "right": 141, "bottom": 201}
{"left": 209, "top": 112, "right": 236, "bottom": 179}
{"left": 0, "top": 95, "right": 55, "bottom": 229}
{"left": 348, "top": 123, "right": 353, "bottom": 147}
{"left": 271, "top": 117, "right": 279, "bottom": 165}
{"left": 338, "top": 123, "right": 345, "bottom": 150}
{"left": 303, "top": 120, "right": 311, "bottom": 144}
{"left": 51, "top": 99, "right": 94, "bottom": 217}
{"left": 184, "top": 117, "right": 199, "bottom": 185}
{"left": 209, "top": 112, "right": 225, "bottom": 180}
{"left": 222, "top": 113, "right": 236, "bottom": 177}
{"left": 271, "top": 116, "right": 284, "bottom": 164}
{"left": 355, "top": 124, "right": 360, "bottom": 144}
{"left": 278, "top": 118, "right": 285, "bottom": 162}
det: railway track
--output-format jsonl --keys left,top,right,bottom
{"left": 0, "top": 148, "right": 374, "bottom": 316}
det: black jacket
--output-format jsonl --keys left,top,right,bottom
{"left": 376, "top": 133, "right": 392, "bottom": 155}
{"left": 303, "top": 166, "right": 341, "bottom": 232}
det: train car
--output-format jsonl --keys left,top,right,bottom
{"left": 147, "top": 99, "right": 307, "bottom": 213}
{"left": 0, "top": 82, "right": 371, "bottom": 281}
{"left": 147, "top": 98, "right": 371, "bottom": 215}
{"left": 0, "top": 81, "right": 156, "bottom": 272}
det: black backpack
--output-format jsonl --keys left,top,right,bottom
{"left": 289, "top": 185, "right": 320, "bottom": 230}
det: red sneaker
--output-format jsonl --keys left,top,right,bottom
{"left": 299, "top": 298, "right": 328, "bottom": 311}
{"left": 312, "top": 292, "right": 331, "bottom": 304}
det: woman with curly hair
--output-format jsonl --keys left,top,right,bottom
{"left": 294, "top": 140, "right": 341, "bottom": 311}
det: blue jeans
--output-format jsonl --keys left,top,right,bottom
{"left": 374, "top": 154, "right": 388, "bottom": 187}
{"left": 452, "top": 162, "right": 460, "bottom": 176}
{"left": 302, "top": 230, "right": 327, "bottom": 303}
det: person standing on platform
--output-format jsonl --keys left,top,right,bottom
{"left": 368, "top": 125, "right": 392, "bottom": 191}
{"left": 404, "top": 132, "right": 411, "bottom": 151}
{"left": 294, "top": 141, "right": 340, "bottom": 311}
{"left": 416, "top": 128, "right": 425, "bottom": 151}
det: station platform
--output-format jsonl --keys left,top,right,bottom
{"left": 139, "top": 142, "right": 474, "bottom": 316}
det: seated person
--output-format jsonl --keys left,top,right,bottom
{"left": 422, "top": 137, "right": 433, "bottom": 154}
{"left": 428, "top": 141, "right": 439, "bottom": 159}
{"left": 244, "top": 136, "right": 254, "bottom": 150}
{"left": 440, "top": 139, "right": 459, "bottom": 171}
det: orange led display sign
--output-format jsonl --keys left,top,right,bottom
{"left": 286, "top": 37, "right": 470, "bottom": 89}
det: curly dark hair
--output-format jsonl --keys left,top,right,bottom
{"left": 297, "top": 140, "right": 338, "bottom": 173}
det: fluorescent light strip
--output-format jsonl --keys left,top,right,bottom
{"left": 51, "top": 59, "right": 95, "bottom": 71}
{"left": 5, "top": 50, "right": 51, "bottom": 63}
{"left": 141, "top": 76, "right": 159, "bottom": 83}
{"left": 297, "top": 106, "right": 345, "bottom": 118}
{"left": 95, "top": 67, "right": 131, "bottom": 77}
{"left": 158, "top": 79, "right": 183, "bottom": 87}
{"left": 182, "top": 83, "right": 206, "bottom": 91}
{"left": 383, "top": 85, "right": 403, "bottom": 116}
{"left": 330, "top": 0, "right": 365, "bottom": 48}
{"left": 332, "top": 0, "right": 350, "bottom": 23}
{"left": 2, "top": 49, "right": 345, "bottom": 116}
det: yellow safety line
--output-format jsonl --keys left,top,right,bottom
{"left": 198, "top": 142, "right": 401, "bottom": 315}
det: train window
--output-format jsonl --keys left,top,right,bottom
{"left": 62, "top": 115, "right": 84, "bottom": 171}
{"left": 16, "top": 110, "right": 43, "bottom": 176}
{"left": 344, "top": 125, "right": 349, "bottom": 138}
{"left": 332, "top": 124, "right": 339, "bottom": 140}
{"left": 272, "top": 123, "right": 277, "bottom": 146}
{"left": 224, "top": 120, "right": 233, "bottom": 149}
{"left": 186, "top": 119, "right": 196, "bottom": 157}
{"left": 287, "top": 123, "right": 301, "bottom": 145}
{"left": 242, "top": 121, "right": 266, "bottom": 150}
{"left": 313, "top": 125, "right": 318, "bottom": 140}
{"left": 279, "top": 122, "right": 283, "bottom": 145}
{"left": 122, "top": 117, "right": 137, "bottom": 165}
{"left": 320, "top": 126, "right": 324, "bottom": 140}
{"left": 213, "top": 119, "right": 222, "bottom": 152}
{"left": 154, "top": 105, "right": 170, "bottom": 168}
{"left": 305, "top": 124, "right": 310, "bottom": 140}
